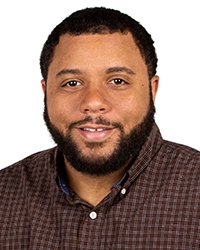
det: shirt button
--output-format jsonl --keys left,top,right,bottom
{"left": 121, "top": 188, "right": 126, "bottom": 195}
{"left": 89, "top": 211, "right": 97, "bottom": 220}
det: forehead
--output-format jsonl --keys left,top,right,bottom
{"left": 48, "top": 32, "right": 147, "bottom": 76}
{"left": 55, "top": 32, "right": 140, "bottom": 56}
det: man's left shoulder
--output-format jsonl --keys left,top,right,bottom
{"left": 161, "top": 139, "right": 200, "bottom": 167}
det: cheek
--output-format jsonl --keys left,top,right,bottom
{"left": 116, "top": 94, "right": 149, "bottom": 133}
{"left": 47, "top": 94, "right": 75, "bottom": 129}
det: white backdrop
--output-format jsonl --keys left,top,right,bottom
{"left": 0, "top": 0, "right": 200, "bottom": 169}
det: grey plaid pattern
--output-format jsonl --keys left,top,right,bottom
{"left": 1, "top": 123, "right": 200, "bottom": 249}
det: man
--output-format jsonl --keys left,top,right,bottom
{"left": 0, "top": 7, "right": 200, "bottom": 249}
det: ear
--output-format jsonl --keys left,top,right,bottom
{"left": 150, "top": 75, "right": 159, "bottom": 103}
{"left": 41, "top": 79, "right": 46, "bottom": 94}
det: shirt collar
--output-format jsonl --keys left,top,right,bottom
{"left": 57, "top": 169, "right": 129, "bottom": 196}
{"left": 126, "top": 122, "right": 163, "bottom": 185}
{"left": 58, "top": 173, "right": 70, "bottom": 195}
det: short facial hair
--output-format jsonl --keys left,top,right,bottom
{"left": 44, "top": 90, "right": 155, "bottom": 176}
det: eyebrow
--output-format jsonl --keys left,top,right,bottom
{"left": 105, "top": 66, "right": 135, "bottom": 75}
{"left": 56, "top": 66, "right": 135, "bottom": 78}
{"left": 56, "top": 69, "right": 82, "bottom": 78}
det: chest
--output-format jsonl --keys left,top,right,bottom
{"left": 25, "top": 186, "right": 200, "bottom": 249}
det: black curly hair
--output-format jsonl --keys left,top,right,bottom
{"left": 40, "top": 7, "right": 158, "bottom": 81}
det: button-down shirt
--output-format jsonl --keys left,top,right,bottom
{"left": 1, "top": 123, "right": 200, "bottom": 249}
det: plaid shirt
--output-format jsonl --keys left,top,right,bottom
{"left": 1, "top": 123, "right": 200, "bottom": 249}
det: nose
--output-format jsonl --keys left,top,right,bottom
{"left": 79, "top": 87, "right": 111, "bottom": 115}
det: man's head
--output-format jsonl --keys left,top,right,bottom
{"left": 40, "top": 7, "right": 159, "bottom": 176}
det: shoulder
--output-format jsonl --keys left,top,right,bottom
{"left": 159, "top": 139, "right": 200, "bottom": 173}
{"left": 162, "top": 139, "right": 200, "bottom": 158}
{"left": 0, "top": 147, "right": 57, "bottom": 173}
{"left": 0, "top": 148, "right": 59, "bottom": 241}
{"left": 0, "top": 147, "right": 57, "bottom": 192}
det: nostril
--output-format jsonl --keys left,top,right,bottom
{"left": 99, "top": 108, "right": 105, "bottom": 111}
{"left": 84, "top": 107, "right": 105, "bottom": 113}
{"left": 80, "top": 92, "right": 111, "bottom": 114}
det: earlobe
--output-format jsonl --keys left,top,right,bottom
{"left": 151, "top": 75, "right": 159, "bottom": 102}
{"left": 41, "top": 79, "right": 46, "bottom": 94}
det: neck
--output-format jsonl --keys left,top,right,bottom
{"left": 64, "top": 159, "right": 127, "bottom": 207}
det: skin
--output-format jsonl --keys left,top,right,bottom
{"left": 42, "top": 32, "right": 159, "bottom": 206}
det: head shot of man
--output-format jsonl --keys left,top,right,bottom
{"left": 0, "top": 7, "right": 200, "bottom": 249}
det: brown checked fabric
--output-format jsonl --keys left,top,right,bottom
{"left": 1, "top": 123, "right": 200, "bottom": 249}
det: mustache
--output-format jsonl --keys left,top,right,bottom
{"left": 68, "top": 116, "right": 123, "bottom": 130}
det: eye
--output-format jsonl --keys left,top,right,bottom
{"left": 110, "top": 78, "right": 127, "bottom": 85}
{"left": 62, "top": 80, "right": 81, "bottom": 88}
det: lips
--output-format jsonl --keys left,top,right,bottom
{"left": 75, "top": 125, "right": 115, "bottom": 142}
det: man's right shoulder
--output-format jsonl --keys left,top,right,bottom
{"left": 0, "top": 147, "right": 59, "bottom": 242}
{"left": 0, "top": 147, "right": 57, "bottom": 187}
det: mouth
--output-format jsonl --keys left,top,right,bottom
{"left": 80, "top": 127, "right": 112, "bottom": 132}
{"left": 75, "top": 125, "right": 116, "bottom": 142}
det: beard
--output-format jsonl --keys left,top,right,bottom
{"left": 44, "top": 92, "right": 155, "bottom": 176}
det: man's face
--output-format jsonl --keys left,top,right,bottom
{"left": 43, "top": 32, "right": 158, "bottom": 175}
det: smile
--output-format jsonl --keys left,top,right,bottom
{"left": 75, "top": 125, "right": 115, "bottom": 142}
{"left": 81, "top": 127, "right": 110, "bottom": 132}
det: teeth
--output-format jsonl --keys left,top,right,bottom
{"left": 83, "top": 128, "right": 105, "bottom": 132}
{"left": 84, "top": 128, "right": 96, "bottom": 132}
{"left": 97, "top": 128, "right": 104, "bottom": 132}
